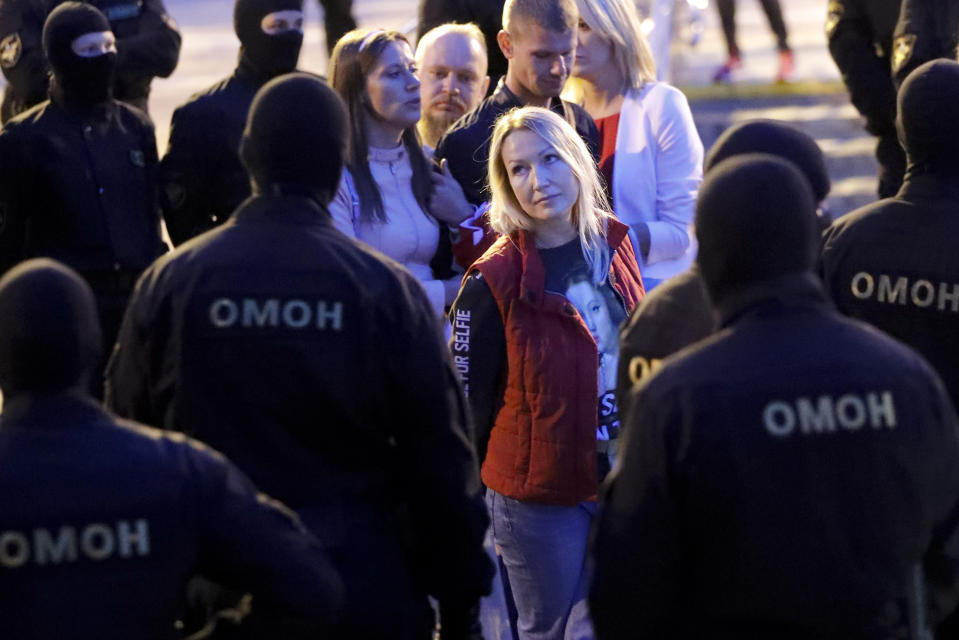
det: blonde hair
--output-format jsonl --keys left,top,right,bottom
{"left": 488, "top": 106, "right": 612, "bottom": 283}
{"left": 564, "top": 0, "right": 656, "bottom": 102}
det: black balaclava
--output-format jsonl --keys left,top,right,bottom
{"left": 239, "top": 72, "right": 348, "bottom": 205}
{"left": 897, "top": 59, "right": 959, "bottom": 177}
{"left": 695, "top": 154, "right": 818, "bottom": 305}
{"left": 0, "top": 259, "right": 101, "bottom": 396}
{"left": 705, "top": 119, "right": 831, "bottom": 204}
{"left": 234, "top": 0, "right": 304, "bottom": 80}
{"left": 43, "top": 2, "right": 116, "bottom": 105}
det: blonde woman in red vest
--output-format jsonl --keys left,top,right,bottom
{"left": 448, "top": 106, "right": 644, "bottom": 640}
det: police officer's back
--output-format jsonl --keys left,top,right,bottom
{"left": 107, "top": 73, "right": 492, "bottom": 639}
{"left": 0, "top": 2, "right": 166, "bottom": 364}
{"left": 0, "top": 259, "right": 343, "bottom": 639}
{"left": 592, "top": 155, "right": 959, "bottom": 639}
{"left": 159, "top": 0, "right": 304, "bottom": 246}
{"left": 821, "top": 59, "right": 959, "bottom": 417}
{"left": 0, "top": 0, "right": 180, "bottom": 121}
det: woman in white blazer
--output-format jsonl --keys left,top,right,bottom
{"left": 565, "top": 0, "right": 704, "bottom": 289}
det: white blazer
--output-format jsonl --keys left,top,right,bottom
{"left": 612, "top": 82, "right": 704, "bottom": 281}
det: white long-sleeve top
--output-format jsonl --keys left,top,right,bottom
{"left": 328, "top": 144, "right": 447, "bottom": 315}
{"left": 613, "top": 82, "right": 704, "bottom": 281}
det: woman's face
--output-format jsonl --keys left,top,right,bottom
{"left": 565, "top": 280, "right": 615, "bottom": 353}
{"left": 500, "top": 128, "right": 579, "bottom": 224}
{"left": 572, "top": 16, "right": 614, "bottom": 81}
{"left": 364, "top": 40, "right": 421, "bottom": 131}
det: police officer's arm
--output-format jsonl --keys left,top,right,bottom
{"left": 0, "top": 127, "right": 30, "bottom": 274}
{"left": 417, "top": 0, "right": 466, "bottom": 40}
{"left": 590, "top": 383, "right": 683, "bottom": 639}
{"left": 386, "top": 272, "right": 493, "bottom": 627}
{"left": 187, "top": 442, "right": 344, "bottom": 633}
{"left": 159, "top": 104, "right": 218, "bottom": 246}
{"left": 448, "top": 270, "right": 505, "bottom": 464}
{"left": 0, "top": 3, "right": 48, "bottom": 121}
{"left": 113, "top": 0, "right": 181, "bottom": 81}
{"left": 827, "top": 0, "right": 897, "bottom": 136}
{"left": 923, "top": 377, "right": 959, "bottom": 626}
{"left": 105, "top": 267, "right": 172, "bottom": 427}
{"left": 892, "top": 0, "right": 937, "bottom": 88}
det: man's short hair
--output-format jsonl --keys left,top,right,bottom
{"left": 415, "top": 22, "right": 488, "bottom": 64}
{"left": 502, "top": 0, "right": 577, "bottom": 34}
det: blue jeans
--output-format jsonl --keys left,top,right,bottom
{"left": 486, "top": 490, "right": 596, "bottom": 640}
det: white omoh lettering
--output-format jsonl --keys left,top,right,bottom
{"left": 849, "top": 272, "right": 959, "bottom": 313}
{"left": 209, "top": 298, "right": 343, "bottom": 331}
{"left": 763, "top": 391, "right": 896, "bottom": 438}
{"left": 0, "top": 520, "right": 151, "bottom": 568}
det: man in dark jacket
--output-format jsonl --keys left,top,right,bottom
{"left": 0, "top": 258, "right": 343, "bottom": 639}
{"left": 592, "top": 153, "right": 959, "bottom": 639}
{"left": 891, "top": 0, "right": 959, "bottom": 87}
{"left": 159, "top": 0, "right": 303, "bottom": 246}
{"left": 435, "top": 0, "right": 599, "bottom": 206}
{"left": 107, "top": 73, "right": 492, "bottom": 640}
{"left": 827, "top": 0, "right": 905, "bottom": 198}
{"left": 0, "top": 0, "right": 180, "bottom": 121}
{"left": 617, "top": 119, "right": 831, "bottom": 397}
{"left": 0, "top": 2, "right": 166, "bottom": 374}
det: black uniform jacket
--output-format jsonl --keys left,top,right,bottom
{"left": 0, "top": 391, "right": 342, "bottom": 639}
{"left": 0, "top": 97, "right": 165, "bottom": 277}
{"left": 106, "top": 193, "right": 492, "bottom": 605}
{"left": 591, "top": 273, "right": 959, "bottom": 639}
{"left": 0, "top": 0, "right": 180, "bottom": 120}
{"left": 434, "top": 79, "right": 600, "bottom": 205}
{"left": 826, "top": 0, "right": 901, "bottom": 136}
{"left": 616, "top": 266, "right": 715, "bottom": 403}
{"left": 820, "top": 174, "right": 959, "bottom": 413}
{"left": 892, "top": 0, "right": 959, "bottom": 87}
{"left": 159, "top": 62, "right": 264, "bottom": 246}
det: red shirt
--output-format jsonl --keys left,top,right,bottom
{"left": 595, "top": 112, "right": 620, "bottom": 204}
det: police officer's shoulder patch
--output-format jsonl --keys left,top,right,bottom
{"left": 0, "top": 33, "right": 22, "bottom": 70}
{"left": 892, "top": 34, "right": 917, "bottom": 74}
{"left": 825, "top": 1, "right": 843, "bottom": 39}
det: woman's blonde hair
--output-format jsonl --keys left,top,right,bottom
{"left": 488, "top": 106, "right": 613, "bottom": 283}
{"left": 564, "top": 0, "right": 656, "bottom": 101}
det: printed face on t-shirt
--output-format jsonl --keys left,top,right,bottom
{"left": 565, "top": 278, "right": 616, "bottom": 355}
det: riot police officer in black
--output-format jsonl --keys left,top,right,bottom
{"left": 593, "top": 154, "right": 959, "bottom": 639}
{"left": 0, "top": 0, "right": 180, "bottom": 121}
{"left": 108, "top": 73, "right": 493, "bottom": 639}
{"left": 0, "top": 2, "right": 166, "bottom": 388}
{"left": 0, "top": 258, "right": 344, "bottom": 639}
{"left": 826, "top": 0, "right": 905, "bottom": 198}
{"left": 159, "top": 0, "right": 304, "bottom": 246}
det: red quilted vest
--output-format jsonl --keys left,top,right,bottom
{"left": 472, "top": 218, "right": 644, "bottom": 505}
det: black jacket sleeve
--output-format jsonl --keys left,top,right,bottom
{"left": 448, "top": 270, "right": 505, "bottom": 464}
{"left": 159, "top": 102, "right": 219, "bottom": 245}
{"left": 827, "top": 0, "right": 897, "bottom": 135}
{"left": 385, "top": 271, "right": 494, "bottom": 607}
{"left": 590, "top": 382, "right": 684, "bottom": 639}
{"left": 892, "top": 0, "right": 956, "bottom": 88}
{"left": 189, "top": 442, "right": 344, "bottom": 634}
{"left": 0, "top": 126, "right": 30, "bottom": 274}
{"left": 0, "top": 1, "right": 48, "bottom": 122}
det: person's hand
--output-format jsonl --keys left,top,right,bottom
{"left": 429, "top": 159, "right": 475, "bottom": 226}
